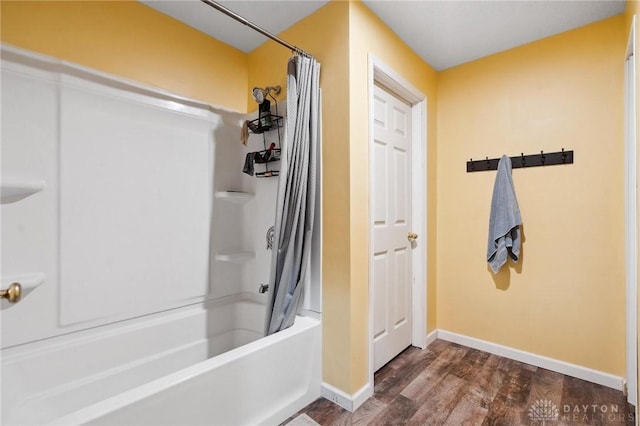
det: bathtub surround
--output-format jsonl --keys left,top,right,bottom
{"left": 1, "top": 45, "right": 220, "bottom": 345}
{"left": 266, "top": 55, "right": 321, "bottom": 334}
{"left": 0, "top": 45, "right": 322, "bottom": 425}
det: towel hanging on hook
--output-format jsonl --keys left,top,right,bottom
{"left": 487, "top": 155, "right": 522, "bottom": 274}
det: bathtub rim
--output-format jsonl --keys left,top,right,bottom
{"left": 48, "top": 314, "right": 320, "bottom": 426}
{"left": 1, "top": 292, "right": 264, "bottom": 357}
{"left": 2, "top": 292, "right": 265, "bottom": 425}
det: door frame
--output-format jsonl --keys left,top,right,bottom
{"left": 368, "top": 54, "right": 427, "bottom": 387}
{"left": 625, "top": 14, "right": 638, "bottom": 408}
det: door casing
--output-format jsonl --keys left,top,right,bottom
{"left": 625, "top": 14, "right": 638, "bottom": 409}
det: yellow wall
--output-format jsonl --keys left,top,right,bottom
{"left": 248, "top": 1, "right": 353, "bottom": 391}
{"left": 348, "top": 1, "right": 438, "bottom": 391}
{"left": 250, "top": 0, "right": 438, "bottom": 394}
{"left": 437, "top": 15, "right": 626, "bottom": 376}
{"left": 1, "top": 1, "right": 248, "bottom": 112}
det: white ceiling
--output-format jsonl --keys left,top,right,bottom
{"left": 140, "top": 1, "right": 330, "bottom": 53}
{"left": 363, "top": 1, "right": 626, "bottom": 70}
{"left": 141, "top": 0, "right": 626, "bottom": 71}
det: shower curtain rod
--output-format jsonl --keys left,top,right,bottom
{"left": 200, "top": 0, "right": 314, "bottom": 58}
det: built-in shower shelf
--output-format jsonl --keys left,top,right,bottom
{"left": 214, "top": 191, "right": 254, "bottom": 204}
{"left": 1, "top": 272, "right": 45, "bottom": 310}
{"left": 1, "top": 178, "right": 45, "bottom": 204}
{"left": 215, "top": 252, "right": 255, "bottom": 264}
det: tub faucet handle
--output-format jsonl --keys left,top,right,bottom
{"left": 259, "top": 284, "right": 269, "bottom": 294}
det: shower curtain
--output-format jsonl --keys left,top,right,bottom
{"left": 265, "top": 55, "right": 320, "bottom": 335}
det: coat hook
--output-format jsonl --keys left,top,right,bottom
{"left": 485, "top": 157, "right": 490, "bottom": 169}
{"left": 521, "top": 153, "right": 525, "bottom": 167}
{"left": 541, "top": 150, "right": 546, "bottom": 165}
{"left": 470, "top": 158, "right": 474, "bottom": 171}
{"left": 561, "top": 148, "right": 567, "bottom": 163}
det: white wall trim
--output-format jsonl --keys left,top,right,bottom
{"left": 320, "top": 382, "right": 373, "bottom": 412}
{"left": 366, "top": 53, "right": 428, "bottom": 398}
{"left": 1, "top": 44, "right": 242, "bottom": 119}
{"left": 437, "top": 330, "right": 626, "bottom": 391}
{"left": 410, "top": 98, "right": 428, "bottom": 351}
{"left": 321, "top": 331, "right": 625, "bottom": 410}
{"left": 425, "top": 329, "right": 438, "bottom": 347}
{"left": 625, "top": 14, "right": 638, "bottom": 410}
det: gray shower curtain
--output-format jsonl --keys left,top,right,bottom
{"left": 265, "top": 55, "right": 320, "bottom": 335}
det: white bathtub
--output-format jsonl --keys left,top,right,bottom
{"left": 1, "top": 293, "right": 321, "bottom": 425}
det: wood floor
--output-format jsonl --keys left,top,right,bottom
{"left": 283, "top": 339, "right": 635, "bottom": 426}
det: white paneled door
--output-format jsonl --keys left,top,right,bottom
{"left": 372, "top": 84, "right": 413, "bottom": 371}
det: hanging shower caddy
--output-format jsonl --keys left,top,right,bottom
{"left": 248, "top": 115, "right": 282, "bottom": 177}
{"left": 247, "top": 86, "right": 283, "bottom": 178}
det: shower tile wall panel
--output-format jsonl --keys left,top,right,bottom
{"left": 243, "top": 119, "right": 281, "bottom": 296}
{"left": 211, "top": 102, "right": 283, "bottom": 300}
{"left": 58, "top": 79, "right": 212, "bottom": 326}
{"left": 0, "top": 50, "right": 225, "bottom": 347}
{"left": 210, "top": 201, "right": 245, "bottom": 298}
{"left": 1, "top": 61, "right": 60, "bottom": 348}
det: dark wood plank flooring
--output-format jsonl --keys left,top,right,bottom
{"left": 283, "top": 340, "right": 635, "bottom": 425}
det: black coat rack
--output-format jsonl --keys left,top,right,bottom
{"left": 466, "top": 149, "right": 573, "bottom": 172}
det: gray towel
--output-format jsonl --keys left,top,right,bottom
{"left": 242, "top": 152, "right": 254, "bottom": 176}
{"left": 487, "top": 155, "right": 522, "bottom": 274}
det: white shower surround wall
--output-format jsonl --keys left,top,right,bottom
{"left": 0, "top": 45, "right": 321, "bottom": 425}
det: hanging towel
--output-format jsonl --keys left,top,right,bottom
{"left": 242, "top": 152, "right": 254, "bottom": 176}
{"left": 241, "top": 120, "right": 250, "bottom": 146}
{"left": 487, "top": 155, "right": 522, "bottom": 274}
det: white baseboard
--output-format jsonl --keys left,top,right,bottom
{"left": 321, "top": 382, "right": 373, "bottom": 412}
{"left": 322, "top": 330, "right": 624, "bottom": 414}
{"left": 437, "top": 329, "right": 625, "bottom": 391}
{"left": 425, "top": 329, "right": 438, "bottom": 347}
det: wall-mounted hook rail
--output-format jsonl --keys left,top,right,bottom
{"left": 466, "top": 149, "right": 573, "bottom": 172}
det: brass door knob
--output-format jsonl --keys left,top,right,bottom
{"left": 408, "top": 232, "right": 418, "bottom": 242}
{"left": 1, "top": 282, "right": 22, "bottom": 303}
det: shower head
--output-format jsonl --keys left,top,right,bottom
{"left": 252, "top": 87, "right": 265, "bottom": 104}
{"left": 252, "top": 85, "right": 281, "bottom": 104}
